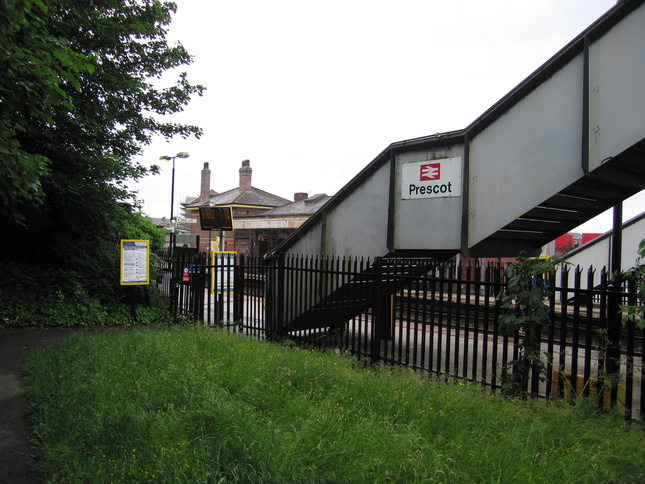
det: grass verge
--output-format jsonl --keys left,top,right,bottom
{"left": 24, "top": 326, "right": 645, "bottom": 483}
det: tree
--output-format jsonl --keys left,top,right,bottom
{"left": 0, "top": 0, "right": 91, "bottom": 225}
{"left": 0, "top": 0, "right": 203, "bottom": 302}
{"left": 496, "top": 254, "right": 560, "bottom": 397}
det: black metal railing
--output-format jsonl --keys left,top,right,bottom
{"left": 158, "top": 251, "right": 644, "bottom": 418}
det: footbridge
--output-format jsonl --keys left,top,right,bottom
{"left": 267, "top": 0, "right": 645, "bottom": 333}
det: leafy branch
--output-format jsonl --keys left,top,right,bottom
{"left": 496, "top": 253, "right": 561, "bottom": 397}
{"left": 621, "top": 238, "right": 645, "bottom": 329}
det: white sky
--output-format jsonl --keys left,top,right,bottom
{"left": 131, "top": 0, "right": 644, "bottom": 234}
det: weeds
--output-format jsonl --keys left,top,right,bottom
{"left": 24, "top": 326, "right": 645, "bottom": 483}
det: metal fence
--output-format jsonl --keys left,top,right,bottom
{"left": 157, "top": 251, "right": 644, "bottom": 419}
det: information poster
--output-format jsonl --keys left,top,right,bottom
{"left": 120, "top": 240, "right": 150, "bottom": 285}
{"left": 210, "top": 251, "right": 236, "bottom": 294}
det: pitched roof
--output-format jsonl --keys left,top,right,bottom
{"left": 184, "top": 186, "right": 291, "bottom": 209}
{"left": 244, "top": 194, "right": 331, "bottom": 218}
{"left": 183, "top": 190, "right": 218, "bottom": 206}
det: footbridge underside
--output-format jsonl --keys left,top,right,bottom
{"left": 471, "top": 138, "right": 645, "bottom": 255}
{"left": 268, "top": 0, "right": 645, "bottom": 332}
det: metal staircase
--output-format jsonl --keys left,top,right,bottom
{"left": 283, "top": 258, "right": 439, "bottom": 332}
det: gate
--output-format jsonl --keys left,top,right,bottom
{"left": 158, "top": 250, "right": 266, "bottom": 332}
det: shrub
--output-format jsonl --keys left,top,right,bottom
{"left": 0, "top": 286, "right": 170, "bottom": 328}
{"left": 621, "top": 237, "right": 645, "bottom": 329}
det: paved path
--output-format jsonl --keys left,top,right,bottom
{"left": 0, "top": 327, "right": 116, "bottom": 483}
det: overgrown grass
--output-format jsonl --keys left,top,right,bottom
{"left": 24, "top": 326, "right": 645, "bottom": 483}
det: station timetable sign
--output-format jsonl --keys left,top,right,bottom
{"left": 199, "top": 206, "right": 234, "bottom": 231}
{"left": 120, "top": 239, "right": 149, "bottom": 285}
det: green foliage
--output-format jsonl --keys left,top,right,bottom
{"left": 23, "top": 327, "right": 645, "bottom": 483}
{"left": 0, "top": 0, "right": 203, "bottom": 308}
{"left": 117, "top": 209, "right": 167, "bottom": 255}
{"left": 621, "top": 238, "right": 645, "bottom": 329}
{"left": 0, "top": 285, "right": 170, "bottom": 328}
{"left": 0, "top": 207, "right": 168, "bottom": 325}
{"left": 0, "top": 0, "right": 92, "bottom": 224}
{"left": 0, "top": 0, "right": 103, "bottom": 223}
{"left": 497, "top": 253, "right": 561, "bottom": 397}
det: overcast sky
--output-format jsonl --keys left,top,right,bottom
{"left": 131, "top": 0, "right": 643, "bottom": 235}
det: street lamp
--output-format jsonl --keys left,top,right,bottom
{"left": 159, "top": 152, "right": 189, "bottom": 252}
{"left": 159, "top": 152, "right": 189, "bottom": 226}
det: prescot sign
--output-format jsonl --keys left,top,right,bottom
{"left": 401, "top": 157, "right": 462, "bottom": 200}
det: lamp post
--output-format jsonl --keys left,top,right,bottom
{"left": 159, "top": 152, "right": 189, "bottom": 252}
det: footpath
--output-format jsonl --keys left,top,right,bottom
{"left": 0, "top": 327, "right": 112, "bottom": 483}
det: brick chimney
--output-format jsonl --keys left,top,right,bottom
{"left": 294, "top": 192, "right": 308, "bottom": 202}
{"left": 200, "top": 162, "right": 211, "bottom": 202}
{"left": 239, "top": 159, "right": 252, "bottom": 191}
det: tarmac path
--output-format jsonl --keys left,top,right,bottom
{"left": 0, "top": 327, "right": 120, "bottom": 483}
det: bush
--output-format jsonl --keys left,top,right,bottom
{"left": 621, "top": 237, "right": 645, "bottom": 329}
{"left": 0, "top": 285, "right": 170, "bottom": 328}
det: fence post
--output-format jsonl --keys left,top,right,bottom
{"left": 205, "top": 251, "right": 212, "bottom": 326}
{"left": 265, "top": 253, "right": 285, "bottom": 340}
{"left": 211, "top": 252, "right": 220, "bottom": 322}
{"left": 623, "top": 274, "right": 637, "bottom": 417}
{"left": 606, "top": 271, "right": 622, "bottom": 408}
{"left": 170, "top": 249, "right": 179, "bottom": 322}
{"left": 607, "top": 203, "right": 623, "bottom": 408}
{"left": 371, "top": 257, "right": 386, "bottom": 361}
{"left": 190, "top": 252, "right": 206, "bottom": 322}
{"left": 233, "top": 253, "right": 244, "bottom": 324}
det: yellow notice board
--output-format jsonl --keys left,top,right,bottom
{"left": 210, "top": 251, "right": 236, "bottom": 294}
{"left": 120, "top": 240, "right": 150, "bottom": 285}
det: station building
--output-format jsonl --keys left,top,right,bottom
{"left": 181, "top": 160, "right": 330, "bottom": 256}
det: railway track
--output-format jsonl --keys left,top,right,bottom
{"left": 393, "top": 294, "right": 643, "bottom": 356}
